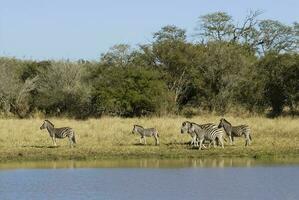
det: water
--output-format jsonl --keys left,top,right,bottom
{"left": 1, "top": 159, "right": 299, "bottom": 200}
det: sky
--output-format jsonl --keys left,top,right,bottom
{"left": 0, "top": 0, "right": 298, "bottom": 60}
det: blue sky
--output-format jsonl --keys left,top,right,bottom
{"left": 1, "top": 0, "right": 298, "bottom": 60}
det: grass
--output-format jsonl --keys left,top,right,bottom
{"left": 0, "top": 115, "right": 298, "bottom": 162}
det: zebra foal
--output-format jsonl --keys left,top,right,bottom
{"left": 132, "top": 125, "right": 159, "bottom": 145}
{"left": 218, "top": 118, "right": 252, "bottom": 146}
{"left": 40, "top": 120, "right": 76, "bottom": 148}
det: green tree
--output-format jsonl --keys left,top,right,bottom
{"left": 257, "top": 53, "right": 299, "bottom": 116}
{"left": 89, "top": 65, "right": 171, "bottom": 117}
{"left": 100, "top": 44, "right": 132, "bottom": 68}
{"left": 37, "top": 61, "right": 92, "bottom": 118}
{"left": 195, "top": 12, "right": 235, "bottom": 42}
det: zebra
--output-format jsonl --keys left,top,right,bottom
{"left": 190, "top": 122, "right": 225, "bottom": 150}
{"left": 132, "top": 125, "right": 159, "bottom": 145}
{"left": 40, "top": 120, "right": 76, "bottom": 148}
{"left": 189, "top": 122, "right": 225, "bottom": 150}
{"left": 181, "top": 121, "right": 225, "bottom": 149}
{"left": 180, "top": 121, "right": 198, "bottom": 146}
{"left": 218, "top": 118, "right": 252, "bottom": 146}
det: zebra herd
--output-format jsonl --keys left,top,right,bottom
{"left": 40, "top": 118, "right": 252, "bottom": 149}
{"left": 180, "top": 119, "right": 252, "bottom": 149}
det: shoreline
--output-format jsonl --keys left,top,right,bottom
{"left": 1, "top": 153, "right": 299, "bottom": 169}
{"left": 1, "top": 146, "right": 299, "bottom": 163}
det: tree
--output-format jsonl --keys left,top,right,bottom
{"left": 194, "top": 11, "right": 299, "bottom": 55}
{"left": 195, "top": 12, "right": 235, "bottom": 42}
{"left": 258, "top": 20, "right": 298, "bottom": 54}
{"left": 150, "top": 26, "right": 197, "bottom": 108}
{"left": 153, "top": 25, "right": 186, "bottom": 42}
{"left": 100, "top": 44, "right": 132, "bottom": 68}
{"left": 190, "top": 42, "right": 257, "bottom": 113}
{"left": 37, "top": 61, "right": 92, "bottom": 118}
{"left": 257, "top": 53, "right": 299, "bottom": 116}
{"left": 88, "top": 65, "right": 171, "bottom": 117}
{"left": 0, "top": 58, "right": 38, "bottom": 117}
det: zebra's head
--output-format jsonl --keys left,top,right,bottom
{"left": 40, "top": 120, "right": 54, "bottom": 130}
{"left": 181, "top": 121, "right": 191, "bottom": 134}
{"left": 218, "top": 118, "right": 227, "bottom": 128}
{"left": 40, "top": 121, "right": 46, "bottom": 130}
{"left": 132, "top": 125, "right": 142, "bottom": 134}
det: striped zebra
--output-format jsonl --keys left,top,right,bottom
{"left": 40, "top": 120, "right": 76, "bottom": 148}
{"left": 181, "top": 121, "right": 225, "bottom": 149}
{"left": 218, "top": 118, "right": 252, "bottom": 146}
{"left": 189, "top": 122, "right": 225, "bottom": 150}
{"left": 180, "top": 121, "right": 198, "bottom": 146}
{"left": 132, "top": 125, "right": 159, "bottom": 145}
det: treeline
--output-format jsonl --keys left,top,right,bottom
{"left": 0, "top": 11, "right": 298, "bottom": 118}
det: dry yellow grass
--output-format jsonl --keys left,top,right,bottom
{"left": 0, "top": 115, "right": 298, "bottom": 162}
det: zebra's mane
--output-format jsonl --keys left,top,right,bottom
{"left": 190, "top": 122, "right": 201, "bottom": 127}
{"left": 221, "top": 118, "right": 231, "bottom": 126}
{"left": 45, "top": 120, "right": 55, "bottom": 127}
{"left": 182, "top": 121, "right": 192, "bottom": 126}
{"left": 134, "top": 124, "right": 144, "bottom": 129}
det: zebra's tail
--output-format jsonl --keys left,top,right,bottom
{"left": 157, "top": 131, "right": 160, "bottom": 137}
{"left": 72, "top": 133, "right": 76, "bottom": 144}
{"left": 249, "top": 134, "right": 252, "bottom": 141}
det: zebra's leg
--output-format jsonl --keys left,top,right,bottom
{"left": 247, "top": 133, "right": 252, "bottom": 146}
{"left": 190, "top": 138, "right": 193, "bottom": 146}
{"left": 207, "top": 140, "right": 211, "bottom": 148}
{"left": 154, "top": 135, "right": 159, "bottom": 145}
{"left": 52, "top": 136, "right": 57, "bottom": 146}
{"left": 190, "top": 139, "right": 194, "bottom": 146}
{"left": 139, "top": 137, "right": 143, "bottom": 144}
{"left": 68, "top": 136, "right": 73, "bottom": 148}
{"left": 229, "top": 135, "right": 233, "bottom": 145}
{"left": 245, "top": 135, "right": 250, "bottom": 146}
{"left": 198, "top": 139, "right": 204, "bottom": 150}
{"left": 219, "top": 137, "right": 224, "bottom": 148}
{"left": 191, "top": 135, "right": 196, "bottom": 146}
{"left": 144, "top": 137, "right": 147, "bottom": 145}
{"left": 232, "top": 136, "right": 235, "bottom": 145}
{"left": 212, "top": 140, "right": 216, "bottom": 148}
{"left": 194, "top": 137, "right": 199, "bottom": 147}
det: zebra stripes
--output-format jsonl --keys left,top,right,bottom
{"left": 37, "top": 118, "right": 251, "bottom": 150}
{"left": 180, "top": 121, "right": 198, "bottom": 146}
{"left": 181, "top": 121, "right": 225, "bottom": 150}
{"left": 40, "top": 120, "right": 76, "bottom": 148}
{"left": 190, "top": 122, "right": 225, "bottom": 150}
{"left": 218, "top": 118, "right": 252, "bottom": 146}
{"left": 132, "top": 125, "right": 160, "bottom": 145}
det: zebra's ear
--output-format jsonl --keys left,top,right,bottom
{"left": 182, "top": 122, "right": 186, "bottom": 126}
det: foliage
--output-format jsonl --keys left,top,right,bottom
{"left": 0, "top": 11, "right": 298, "bottom": 118}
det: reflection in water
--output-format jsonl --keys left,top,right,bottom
{"left": 1, "top": 162, "right": 299, "bottom": 200}
{"left": 1, "top": 158, "right": 299, "bottom": 200}
{"left": 1, "top": 157, "right": 299, "bottom": 169}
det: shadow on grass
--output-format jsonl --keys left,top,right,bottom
{"left": 165, "top": 141, "right": 191, "bottom": 146}
{"left": 133, "top": 143, "right": 145, "bottom": 146}
{"left": 132, "top": 143, "right": 160, "bottom": 147}
{"left": 22, "top": 145, "right": 59, "bottom": 149}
